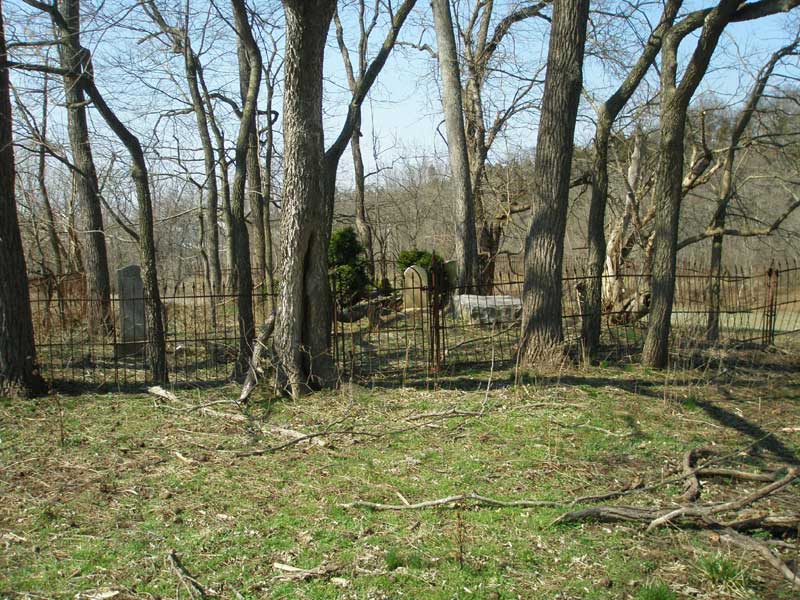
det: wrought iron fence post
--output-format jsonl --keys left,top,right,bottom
{"left": 762, "top": 264, "right": 778, "bottom": 346}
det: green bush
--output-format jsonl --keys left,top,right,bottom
{"left": 329, "top": 227, "right": 364, "bottom": 267}
{"left": 397, "top": 248, "right": 448, "bottom": 291}
{"left": 330, "top": 264, "right": 370, "bottom": 306}
{"left": 397, "top": 248, "right": 440, "bottom": 273}
{"left": 329, "top": 227, "right": 369, "bottom": 305}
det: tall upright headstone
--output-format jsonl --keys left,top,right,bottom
{"left": 403, "top": 265, "right": 429, "bottom": 310}
{"left": 116, "top": 265, "right": 146, "bottom": 356}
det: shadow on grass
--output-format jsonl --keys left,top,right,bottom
{"left": 695, "top": 396, "right": 800, "bottom": 465}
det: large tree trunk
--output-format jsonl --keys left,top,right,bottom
{"left": 229, "top": 0, "right": 261, "bottom": 379}
{"left": 582, "top": 0, "right": 682, "bottom": 354}
{"left": 0, "top": 3, "right": 47, "bottom": 397}
{"left": 642, "top": 113, "right": 685, "bottom": 367}
{"left": 431, "top": 0, "right": 478, "bottom": 289}
{"left": 518, "top": 0, "right": 589, "bottom": 364}
{"left": 56, "top": 0, "right": 113, "bottom": 335}
{"left": 276, "top": 0, "right": 337, "bottom": 398}
{"left": 642, "top": 0, "right": 740, "bottom": 367}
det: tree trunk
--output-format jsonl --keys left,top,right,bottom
{"left": 477, "top": 219, "right": 501, "bottom": 293}
{"left": 37, "top": 73, "right": 63, "bottom": 280}
{"left": 351, "top": 109, "right": 375, "bottom": 280}
{"left": 642, "top": 114, "right": 684, "bottom": 367}
{"left": 706, "top": 230, "right": 723, "bottom": 342}
{"left": 431, "top": 0, "right": 478, "bottom": 289}
{"left": 582, "top": 0, "right": 682, "bottom": 354}
{"left": 237, "top": 41, "right": 266, "bottom": 287}
{"left": 518, "top": 0, "right": 589, "bottom": 365}
{"left": 229, "top": 0, "right": 261, "bottom": 379}
{"left": 62, "top": 11, "right": 168, "bottom": 382}
{"left": 276, "top": 0, "right": 337, "bottom": 398}
{"left": 0, "top": 3, "right": 47, "bottom": 397}
{"left": 262, "top": 83, "right": 276, "bottom": 296}
{"left": 56, "top": 0, "right": 113, "bottom": 335}
{"left": 185, "top": 51, "right": 222, "bottom": 298}
{"left": 643, "top": 0, "right": 740, "bottom": 368}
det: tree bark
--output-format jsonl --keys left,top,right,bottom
{"left": 229, "top": 0, "right": 261, "bottom": 379}
{"left": 643, "top": 0, "right": 740, "bottom": 367}
{"left": 262, "top": 73, "right": 276, "bottom": 296}
{"left": 351, "top": 109, "right": 375, "bottom": 280}
{"left": 518, "top": 0, "right": 589, "bottom": 364}
{"left": 276, "top": 0, "right": 337, "bottom": 398}
{"left": 431, "top": 0, "right": 478, "bottom": 289}
{"left": 237, "top": 41, "right": 266, "bottom": 287}
{"left": 55, "top": 0, "right": 113, "bottom": 335}
{"left": 582, "top": 0, "right": 681, "bottom": 353}
{"left": 0, "top": 2, "right": 47, "bottom": 397}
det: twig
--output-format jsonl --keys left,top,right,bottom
{"left": 272, "top": 561, "right": 341, "bottom": 582}
{"left": 340, "top": 491, "right": 563, "bottom": 511}
{"left": 235, "top": 428, "right": 379, "bottom": 457}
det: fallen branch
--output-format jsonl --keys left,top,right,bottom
{"left": 340, "top": 491, "right": 563, "bottom": 511}
{"left": 272, "top": 561, "right": 341, "bottom": 582}
{"left": 646, "top": 468, "right": 799, "bottom": 531}
{"left": 722, "top": 513, "right": 800, "bottom": 534}
{"left": 696, "top": 468, "right": 779, "bottom": 483}
{"left": 168, "top": 549, "right": 208, "bottom": 599}
{"left": 721, "top": 528, "right": 800, "bottom": 590}
{"left": 148, "top": 386, "right": 246, "bottom": 422}
{"left": 235, "top": 428, "right": 379, "bottom": 457}
{"left": 681, "top": 447, "right": 715, "bottom": 503}
{"left": 404, "top": 407, "right": 484, "bottom": 421}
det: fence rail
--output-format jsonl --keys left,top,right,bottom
{"left": 28, "top": 261, "right": 800, "bottom": 389}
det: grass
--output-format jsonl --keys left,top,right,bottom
{"left": 636, "top": 581, "right": 677, "bottom": 600}
{"left": 697, "top": 554, "right": 748, "bottom": 586}
{"left": 1, "top": 352, "right": 800, "bottom": 599}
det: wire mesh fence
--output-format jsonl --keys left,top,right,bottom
{"left": 28, "top": 260, "right": 800, "bottom": 389}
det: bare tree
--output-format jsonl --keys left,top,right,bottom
{"left": 229, "top": 0, "right": 261, "bottom": 378}
{"left": 581, "top": 0, "right": 682, "bottom": 353}
{"left": 53, "top": 0, "right": 114, "bottom": 335}
{"left": 0, "top": 1, "right": 47, "bottom": 397}
{"left": 430, "top": 0, "right": 477, "bottom": 288}
{"left": 643, "top": 0, "right": 800, "bottom": 367}
{"left": 22, "top": 0, "right": 169, "bottom": 382}
{"left": 142, "top": 0, "right": 224, "bottom": 301}
{"left": 275, "top": 0, "right": 337, "bottom": 397}
{"left": 456, "top": 1, "right": 549, "bottom": 292}
{"left": 518, "top": 0, "right": 589, "bottom": 364}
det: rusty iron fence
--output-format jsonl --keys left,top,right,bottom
{"left": 28, "top": 261, "right": 800, "bottom": 389}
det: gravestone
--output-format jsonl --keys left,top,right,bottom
{"left": 453, "top": 294, "right": 522, "bottom": 325}
{"left": 402, "top": 265, "right": 429, "bottom": 310}
{"left": 116, "top": 265, "right": 147, "bottom": 357}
